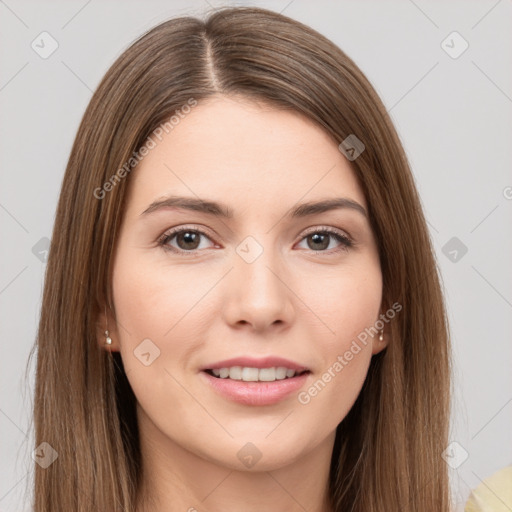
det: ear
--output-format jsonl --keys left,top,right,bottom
{"left": 96, "top": 303, "right": 120, "bottom": 352}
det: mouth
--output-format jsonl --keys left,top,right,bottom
{"left": 200, "top": 367, "right": 311, "bottom": 406}
{"left": 203, "top": 366, "right": 311, "bottom": 382}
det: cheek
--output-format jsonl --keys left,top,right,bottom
{"left": 110, "top": 250, "right": 216, "bottom": 396}
{"left": 110, "top": 251, "right": 213, "bottom": 419}
{"left": 297, "top": 342, "right": 372, "bottom": 429}
{"left": 112, "top": 250, "right": 211, "bottom": 342}
{"left": 295, "top": 260, "right": 381, "bottom": 413}
{"left": 301, "top": 258, "right": 382, "bottom": 340}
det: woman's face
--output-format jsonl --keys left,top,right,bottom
{"left": 106, "top": 95, "right": 384, "bottom": 472}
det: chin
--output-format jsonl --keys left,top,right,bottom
{"left": 199, "top": 434, "right": 309, "bottom": 473}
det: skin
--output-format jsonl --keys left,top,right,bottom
{"left": 98, "top": 95, "right": 387, "bottom": 512}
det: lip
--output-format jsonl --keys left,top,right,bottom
{"left": 200, "top": 356, "right": 309, "bottom": 372}
{"left": 200, "top": 370, "right": 310, "bottom": 406}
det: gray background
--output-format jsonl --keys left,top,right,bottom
{"left": 1, "top": 0, "right": 511, "bottom": 510}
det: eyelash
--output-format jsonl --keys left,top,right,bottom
{"left": 157, "top": 224, "right": 354, "bottom": 257}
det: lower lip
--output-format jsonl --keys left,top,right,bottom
{"left": 200, "top": 370, "right": 310, "bottom": 406}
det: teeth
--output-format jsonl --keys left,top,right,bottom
{"left": 210, "top": 366, "right": 301, "bottom": 382}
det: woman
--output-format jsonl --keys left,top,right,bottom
{"left": 31, "top": 6, "right": 451, "bottom": 511}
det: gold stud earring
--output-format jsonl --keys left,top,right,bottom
{"left": 379, "top": 330, "right": 384, "bottom": 342}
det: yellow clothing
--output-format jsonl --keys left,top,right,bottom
{"left": 465, "top": 466, "right": 512, "bottom": 512}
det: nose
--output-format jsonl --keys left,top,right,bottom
{"left": 221, "top": 246, "right": 295, "bottom": 333}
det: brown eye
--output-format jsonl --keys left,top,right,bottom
{"left": 297, "top": 228, "right": 353, "bottom": 253}
{"left": 159, "top": 227, "right": 215, "bottom": 253}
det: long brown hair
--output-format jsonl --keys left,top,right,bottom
{"left": 29, "top": 6, "right": 451, "bottom": 511}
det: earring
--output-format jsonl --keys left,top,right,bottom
{"left": 379, "top": 329, "right": 384, "bottom": 342}
{"left": 104, "top": 305, "right": 112, "bottom": 345}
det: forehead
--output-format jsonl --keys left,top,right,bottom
{"left": 126, "top": 96, "right": 366, "bottom": 216}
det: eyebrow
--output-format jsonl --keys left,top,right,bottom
{"left": 140, "top": 195, "right": 367, "bottom": 219}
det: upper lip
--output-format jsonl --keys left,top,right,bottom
{"left": 201, "top": 356, "right": 309, "bottom": 372}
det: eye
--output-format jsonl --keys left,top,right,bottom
{"left": 296, "top": 227, "right": 353, "bottom": 253}
{"left": 158, "top": 226, "right": 216, "bottom": 254}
